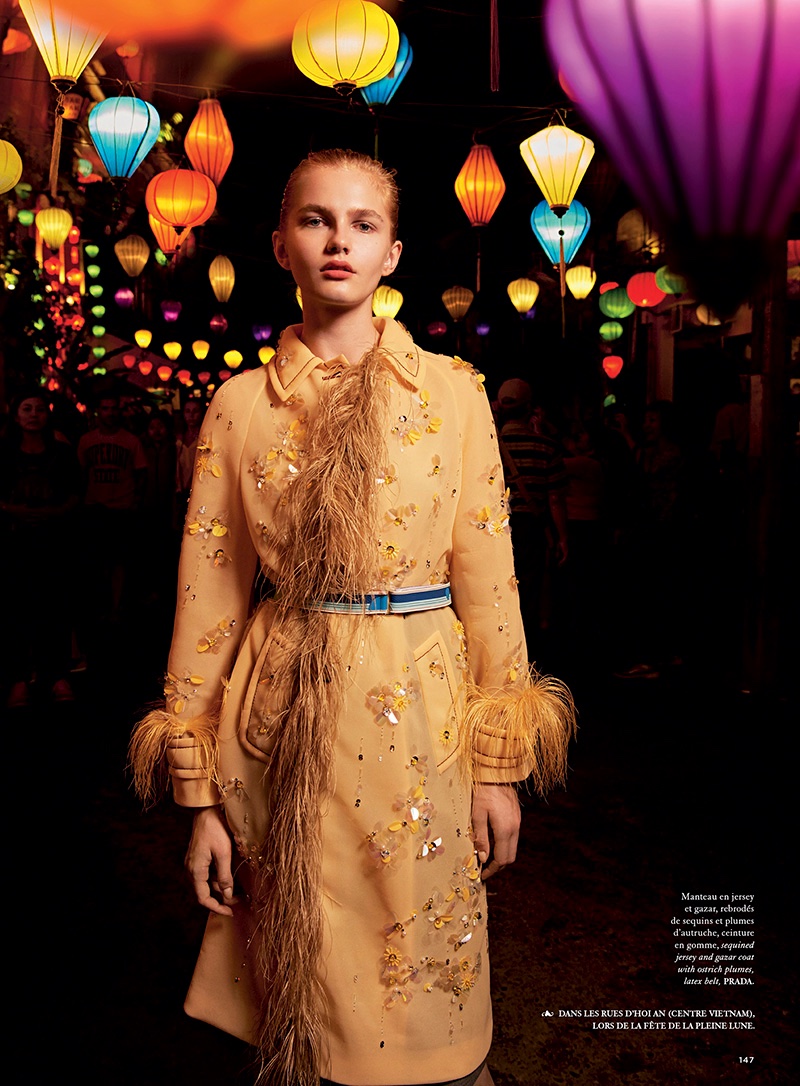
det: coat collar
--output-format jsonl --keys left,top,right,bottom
{"left": 268, "top": 318, "right": 424, "bottom": 402}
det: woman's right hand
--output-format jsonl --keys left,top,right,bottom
{"left": 185, "top": 806, "right": 236, "bottom": 916}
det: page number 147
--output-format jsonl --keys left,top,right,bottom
{"left": 738, "top": 1057, "right": 754, "bottom": 1064}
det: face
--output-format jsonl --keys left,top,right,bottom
{"left": 183, "top": 400, "right": 202, "bottom": 427}
{"left": 16, "top": 397, "right": 49, "bottom": 431}
{"left": 643, "top": 411, "right": 661, "bottom": 440}
{"left": 98, "top": 399, "right": 120, "bottom": 429}
{"left": 272, "top": 165, "right": 402, "bottom": 316}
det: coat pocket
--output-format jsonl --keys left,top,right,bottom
{"left": 239, "top": 621, "right": 294, "bottom": 762}
{"left": 413, "top": 631, "right": 464, "bottom": 775}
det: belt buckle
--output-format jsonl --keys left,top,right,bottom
{"left": 367, "top": 593, "right": 390, "bottom": 614}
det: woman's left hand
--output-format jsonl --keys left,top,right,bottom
{"left": 471, "top": 782, "right": 521, "bottom": 880}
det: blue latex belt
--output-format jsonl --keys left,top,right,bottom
{"left": 310, "top": 583, "right": 451, "bottom": 615}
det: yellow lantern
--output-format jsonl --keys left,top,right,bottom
{"left": 292, "top": 0, "right": 399, "bottom": 93}
{"left": 442, "top": 286, "right": 473, "bottom": 322}
{"left": 259, "top": 346, "right": 276, "bottom": 365}
{"left": 224, "top": 349, "right": 243, "bottom": 369}
{"left": 36, "top": 206, "right": 72, "bottom": 249}
{"left": 163, "top": 342, "right": 182, "bottom": 361}
{"left": 519, "top": 123, "right": 595, "bottom": 216}
{"left": 19, "top": 0, "right": 106, "bottom": 91}
{"left": 209, "top": 254, "right": 235, "bottom": 303}
{"left": 696, "top": 305, "right": 722, "bottom": 326}
{"left": 134, "top": 328, "right": 152, "bottom": 349}
{"left": 0, "top": 140, "right": 23, "bottom": 194}
{"left": 507, "top": 278, "right": 539, "bottom": 314}
{"left": 454, "top": 144, "right": 506, "bottom": 228}
{"left": 185, "top": 98, "right": 234, "bottom": 187}
{"left": 145, "top": 168, "right": 217, "bottom": 235}
{"left": 565, "top": 265, "right": 596, "bottom": 300}
{"left": 372, "top": 284, "right": 403, "bottom": 319}
{"left": 192, "top": 340, "right": 210, "bottom": 360}
{"left": 114, "top": 234, "right": 150, "bottom": 277}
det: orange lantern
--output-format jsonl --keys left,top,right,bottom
{"left": 209, "top": 255, "right": 235, "bottom": 303}
{"left": 454, "top": 145, "right": 506, "bottom": 228}
{"left": 599, "top": 281, "right": 619, "bottom": 294}
{"left": 2, "top": 28, "right": 32, "bottom": 55}
{"left": 145, "top": 168, "right": 216, "bottom": 235}
{"left": 44, "top": 257, "right": 62, "bottom": 276}
{"left": 114, "top": 234, "right": 150, "bottom": 277}
{"left": 157, "top": 365, "right": 172, "bottom": 382}
{"left": 185, "top": 98, "right": 234, "bottom": 187}
{"left": 138, "top": 359, "right": 153, "bottom": 375}
{"left": 148, "top": 213, "right": 189, "bottom": 256}
{"left": 602, "top": 355, "right": 623, "bottom": 379}
{"left": 627, "top": 271, "right": 666, "bottom": 308}
{"left": 177, "top": 369, "right": 192, "bottom": 384}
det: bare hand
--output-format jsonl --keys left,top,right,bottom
{"left": 185, "top": 806, "right": 236, "bottom": 916}
{"left": 471, "top": 783, "right": 521, "bottom": 880}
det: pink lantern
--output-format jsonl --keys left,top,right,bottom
{"left": 198, "top": 371, "right": 211, "bottom": 384}
{"left": 115, "top": 287, "right": 135, "bottom": 308}
{"left": 218, "top": 369, "right": 231, "bottom": 381}
{"left": 210, "top": 313, "right": 228, "bottom": 334}
{"left": 603, "top": 355, "right": 624, "bottom": 379}
{"left": 161, "top": 300, "right": 182, "bottom": 322}
{"left": 427, "top": 321, "right": 447, "bottom": 337}
{"left": 544, "top": 0, "right": 800, "bottom": 313}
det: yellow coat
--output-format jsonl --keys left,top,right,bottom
{"left": 139, "top": 319, "right": 564, "bottom": 1085}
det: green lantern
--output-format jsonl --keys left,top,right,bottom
{"left": 654, "top": 265, "right": 687, "bottom": 295}
{"left": 599, "top": 286, "right": 635, "bottom": 319}
{"left": 85, "top": 244, "right": 100, "bottom": 258}
{"left": 89, "top": 284, "right": 103, "bottom": 297}
{"left": 599, "top": 321, "right": 624, "bottom": 341}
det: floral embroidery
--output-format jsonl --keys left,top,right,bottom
{"left": 478, "top": 463, "right": 502, "bottom": 487}
{"left": 164, "top": 670, "right": 204, "bottom": 715}
{"left": 386, "top": 505, "right": 417, "bottom": 531}
{"left": 429, "top": 455, "right": 442, "bottom": 477}
{"left": 186, "top": 513, "right": 229, "bottom": 539}
{"left": 210, "top": 548, "right": 231, "bottom": 568}
{"left": 196, "top": 616, "right": 236, "bottom": 654}
{"left": 195, "top": 436, "right": 222, "bottom": 479}
{"left": 389, "top": 783, "right": 434, "bottom": 834}
{"left": 468, "top": 501, "right": 509, "bottom": 536}
{"left": 249, "top": 417, "right": 307, "bottom": 492}
{"left": 380, "top": 945, "right": 421, "bottom": 1008}
{"left": 376, "top": 464, "right": 398, "bottom": 488}
{"left": 450, "top": 356, "right": 486, "bottom": 392}
{"left": 366, "top": 679, "right": 418, "bottom": 726}
{"left": 417, "top": 829, "right": 445, "bottom": 861}
{"left": 366, "top": 826, "right": 405, "bottom": 867}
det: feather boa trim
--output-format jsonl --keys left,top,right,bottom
{"left": 462, "top": 667, "right": 577, "bottom": 793}
{"left": 128, "top": 708, "right": 220, "bottom": 808}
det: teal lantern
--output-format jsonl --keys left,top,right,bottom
{"left": 599, "top": 286, "right": 635, "bottom": 319}
{"left": 599, "top": 321, "right": 624, "bottom": 341}
{"left": 88, "top": 95, "right": 160, "bottom": 180}
{"left": 360, "top": 33, "right": 413, "bottom": 107}
{"left": 655, "top": 265, "right": 688, "bottom": 295}
{"left": 530, "top": 199, "right": 591, "bottom": 267}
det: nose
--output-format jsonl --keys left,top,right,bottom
{"left": 325, "top": 230, "right": 349, "bottom": 255}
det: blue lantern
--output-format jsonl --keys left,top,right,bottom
{"left": 360, "top": 33, "right": 413, "bottom": 108}
{"left": 88, "top": 96, "right": 160, "bottom": 180}
{"left": 529, "top": 199, "right": 591, "bottom": 266}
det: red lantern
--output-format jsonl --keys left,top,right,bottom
{"left": 123, "top": 353, "right": 137, "bottom": 368}
{"left": 145, "top": 168, "right": 216, "bottom": 235}
{"left": 198, "top": 371, "right": 211, "bottom": 385}
{"left": 210, "top": 313, "right": 228, "bottom": 334}
{"left": 598, "top": 281, "right": 619, "bottom": 294}
{"left": 603, "top": 355, "right": 624, "bottom": 379}
{"left": 627, "top": 271, "right": 666, "bottom": 308}
{"left": 157, "top": 365, "right": 172, "bottom": 382}
{"left": 138, "top": 360, "right": 153, "bottom": 375}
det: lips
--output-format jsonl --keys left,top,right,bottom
{"left": 321, "top": 260, "right": 354, "bottom": 279}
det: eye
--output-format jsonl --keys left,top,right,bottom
{"left": 303, "top": 216, "right": 324, "bottom": 227}
{"left": 356, "top": 221, "right": 376, "bottom": 233}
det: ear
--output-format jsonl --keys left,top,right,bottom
{"left": 382, "top": 239, "right": 402, "bottom": 276}
{"left": 272, "top": 229, "right": 291, "bottom": 271}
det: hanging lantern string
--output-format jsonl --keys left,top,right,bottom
{"left": 559, "top": 231, "right": 566, "bottom": 338}
{"left": 490, "top": 0, "right": 500, "bottom": 93}
{"left": 49, "top": 91, "right": 65, "bottom": 197}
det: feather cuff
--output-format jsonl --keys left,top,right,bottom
{"left": 128, "top": 708, "right": 220, "bottom": 807}
{"left": 463, "top": 668, "right": 577, "bottom": 793}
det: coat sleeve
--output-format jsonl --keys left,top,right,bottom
{"left": 130, "top": 377, "right": 259, "bottom": 807}
{"left": 447, "top": 362, "right": 575, "bottom": 790}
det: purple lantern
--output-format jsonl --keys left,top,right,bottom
{"left": 115, "top": 287, "right": 135, "bottom": 308}
{"left": 252, "top": 323, "right": 272, "bottom": 342}
{"left": 544, "top": 0, "right": 800, "bottom": 312}
{"left": 210, "top": 313, "right": 228, "bottom": 335}
{"left": 161, "top": 300, "right": 182, "bottom": 322}
{"left": 476, "top": 323, "right": 491, "bottom": 336}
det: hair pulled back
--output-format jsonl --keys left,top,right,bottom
{"left": 279, "top": 148, "right": 399, "bottom": 240}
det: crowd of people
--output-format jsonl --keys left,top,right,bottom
{"left": 1, "top": 359, "right": 753, "bottom": 712}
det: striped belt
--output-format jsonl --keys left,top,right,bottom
{"left": 310, "top": 583, "right": 451, "bottom": 615}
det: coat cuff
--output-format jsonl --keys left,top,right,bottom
{"left": 129, "top": 708, "right": 219, "bottom": 807}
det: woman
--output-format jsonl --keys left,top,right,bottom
{"left": 131, "top": 149, "right": 575, "bottom": 1086}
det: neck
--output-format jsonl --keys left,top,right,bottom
{"left": 21, "top": 432, "right": 46, "bottom": 453}
{"left": 299, "top": 302, "right": 379, "bottom": 364}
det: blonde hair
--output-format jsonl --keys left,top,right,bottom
{"left": 279, "top": 148, "right": 400, "bottom": 239}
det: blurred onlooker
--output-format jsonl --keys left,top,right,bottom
{"left": 77, "top": 393, "right": 147, "bottom": 624}
{"left": 0, "top": 390, "right": 81, "bottom": 708}
{"left": 496, "top": 378, "right": 568, "bottom": 657}
{"left": 175, "top": 397, "right": 203, "bottom": 516}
